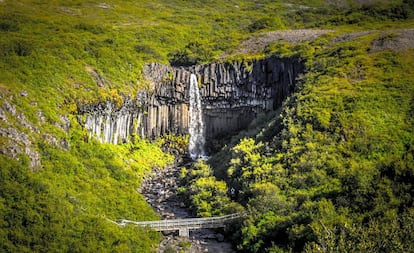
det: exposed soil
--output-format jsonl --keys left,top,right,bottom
{"left": 224, "top": 28, "right": 414, "bottom": 58}
{"left": 331, "top": 28, "right": 414, "bottom": 52}
{"left": 223, "top": 29, "right": 333, "bottom": 57}
{"left": 370, "top": 29, "right": 414, "bottom": 52}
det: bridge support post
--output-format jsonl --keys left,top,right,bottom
{"left": 179, "top": 228, "right": 189, "bottom": 237}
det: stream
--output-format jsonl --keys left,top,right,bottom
{"left": 140, "top": 158, "right": 236, "bottom": 253}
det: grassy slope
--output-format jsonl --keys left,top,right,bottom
{"left": 1, "top": 0, "right": 414, "bottom": 252}
{"left": 0, "top": 140, "right": 171, "bottom": 252}
{"left": 227, "top": 33, "right": 414, "bottom": 252}
{"left": 208, "top": 8, "right": 414, "bottom": 253}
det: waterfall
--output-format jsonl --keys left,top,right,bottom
{"left": 188, "top": 74, "right": 206, "bottom": 160}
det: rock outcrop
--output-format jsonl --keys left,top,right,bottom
{"left": 79, "top": 56, "right": 304, "bottom": 144}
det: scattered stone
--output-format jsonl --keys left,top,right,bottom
{"left": 37, "top": 110, "right": 46, "bottom": 124}
{"left": 0, "top": 127, "right": 41, "bottom": 170}
{"left": 21, "top": 90, "right": 28, "bottom": 97}
{"left": 0, "top": 108, "right": 6, "bottom": 121}
{"left": 60, "top": 138, "right": 69, "bottom": 150}
{"left": 85, "top": 66, "right": 106, "bottom": 87}
{"left": 44, "top": 133, "right": 58, "bottom": 146}
{"left": 201, "top": 233, "right": 217, "bottom": 240}
{"left": 330, "top": 30, "right": 375, "bottom": 44}
{"left": 223, "top": 29, "right": 334, "bottom": 56}
{"left": 97, "top": 3, "right": 112, "bottom": 9}
{"left": 4, "top": 100, "right": 16, "bottom": 116}
{"left": 141, "top": 162, "right": 235, "bottom": 253}
{"left": 330, "top": 29, "right": 414, "bottom": 53}
{"left": 370, "top": 29, "right": 414, "bottom": 53}
{"left": 216, "top": 233, "right": 224, "bottom": 242}
{"left": 57, "top": 114, "right": 71, "bottom": 133}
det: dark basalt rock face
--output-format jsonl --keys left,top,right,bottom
{"left": 79, "top": 56, "right": 304, "bottom": 144}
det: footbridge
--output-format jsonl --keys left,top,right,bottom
{"left": 114, "top": 213, "right": 243, "bottom": 237}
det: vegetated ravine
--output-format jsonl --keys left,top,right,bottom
{"left": 80, "top": 56, "right": 305, "bottom": 252}
{"left": 140, "top": 159, "right": 236, "bottom": 252}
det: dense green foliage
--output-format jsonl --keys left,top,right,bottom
{"left": 178, "top": 160, "right": 244, "bottom": 217}
{"left": 1, "top": 0, "right": 414, "bottom": 252}
{"left": 1, "top": 117, "right": 172, "bottom": 252}
{"left": 208, "top": 32, "right": 414, "bottom": 252}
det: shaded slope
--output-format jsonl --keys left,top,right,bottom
{"left": 207, "top": 30, "right": 414, "bottom": 252}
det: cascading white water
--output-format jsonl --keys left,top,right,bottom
{"left": 188, "top": 74, "right": 206, "bottom": 160}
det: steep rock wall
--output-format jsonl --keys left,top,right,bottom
{"left": 193, "top": 57, "right": 304, "bottom": 137}
{"left": 79, "top": 56, "right": 304, "bottom": 143}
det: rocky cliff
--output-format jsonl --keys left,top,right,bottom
{"left": 79, "top": 56, "right": 304, "bottom": 144}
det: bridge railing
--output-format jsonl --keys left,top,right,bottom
{"left": 116, "top": 213, "right": 244, "bottom": 231}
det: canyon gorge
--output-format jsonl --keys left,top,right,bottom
{"left": 80, "top": 56, "right": 305, "bottom": 146}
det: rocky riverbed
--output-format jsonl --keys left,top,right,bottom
{"left": 140, "top": 159, "right": 235, "bottom": 253}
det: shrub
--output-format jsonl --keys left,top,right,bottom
{"left": 168, "top": 41, "right": 213, "bottom": 66}
{"left": 134, "top": 44, "right": 162, "bottom": 60}
{"left": 0, "top": 39, "right": 33, "bottom": 57}
{"left": 74, "top": 23, "right": 104, "bottom": 34}
{"left": 0, "top": 20, "right": 20, "bottom": 32}
{"left": 168, "top": 48, "right": 196, "bottom": 66}
{"left": 247, "top": 17, "right": 285, "bottom": 32}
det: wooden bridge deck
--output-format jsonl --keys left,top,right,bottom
{"left": 114, "top": 213, "right": 243, "bottom": 236}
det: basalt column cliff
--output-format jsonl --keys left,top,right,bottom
{"left": 79, "top": 56, "right": 304, "bottom": 144}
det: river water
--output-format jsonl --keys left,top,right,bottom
{"left": 140, "top": 159, "right": 236, "bottom": 253}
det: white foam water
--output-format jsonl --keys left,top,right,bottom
{"left": 188, "top": 74, "right": 206, "bottom": 160}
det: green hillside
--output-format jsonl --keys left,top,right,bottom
{"left": 207, "top": 31, "right": 414, "bottom": 252}
{"left": 1, "top": 0, "right": 414, "bottom": 252}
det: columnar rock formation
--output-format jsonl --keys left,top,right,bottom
{"left": 79, "top": 56, "right": 304, "bottom": 144}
